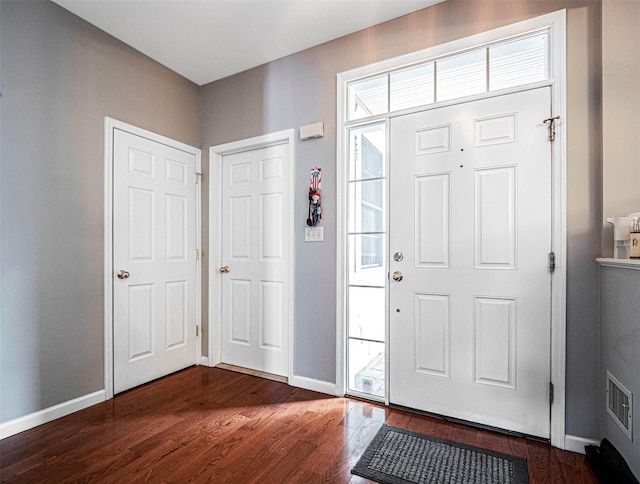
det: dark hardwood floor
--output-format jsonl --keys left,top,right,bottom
{"left": 1, "top": 366, "right": 598, "bottom": 483}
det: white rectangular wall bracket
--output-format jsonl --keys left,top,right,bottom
{"left": 300, "top": 122, "right": 324, "bottom": 141}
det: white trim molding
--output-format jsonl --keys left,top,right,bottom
{"left": 564, "top": 435, "right": 600, "bottom": 455}
{"left": 290, "top": 375, "right": 339, "bottom": 397}
{"left": 336, "top": 9, "right": 567, "bottom": 447}
{"left": 547, "top": 9, "right": 568, "bottom": 451}
{"left": 596, "top": 257, "right": 640, "bottom": 270}
{"left": 208, "top": 129, "right": 296, "bottom": 380}
{"left": 103, "top": 117, "right": 202, "bottom": 399}
{"left": 0, "top": 391, "right": 106, "bottom": 440}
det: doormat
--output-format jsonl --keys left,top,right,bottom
{"left": 351, "top": 424, "right": 529, "bottom": 484}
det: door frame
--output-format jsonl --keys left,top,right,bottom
{"left": 208, "top": 129, "right": 295, "bottom": 379}
{"left": 103, "top": 117, "right": 202, "bottom": 399}
{"left": 336, "top": 10, "right": 567, "bottom": 448}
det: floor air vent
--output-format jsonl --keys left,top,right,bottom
{"left": 606, "top": 371, "right": 633, "bottom": 440}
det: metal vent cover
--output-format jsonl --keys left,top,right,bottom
{"left": 606, "top": 371, "right": 633, "bottom": 441}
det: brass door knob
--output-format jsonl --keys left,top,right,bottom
{"left": 392, "top": 271, "right": 403, "bottom": 282}
{"left": 219, "top": 266, "right": 230, "bottom": 273}
{"left": 117, "top": 270, "right": 130, "bottom": 280}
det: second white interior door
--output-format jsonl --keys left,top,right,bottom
{"left": 388, "top": 88, "right": 553, "bottom": 438}
{"left": 220, "top": 142, "right": 291, "bottom": 377}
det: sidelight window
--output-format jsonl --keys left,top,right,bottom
{"left": 346, "top": 122, "right": 386, "bottom": 398}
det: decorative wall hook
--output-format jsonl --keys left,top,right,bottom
{"left": 543, "top": 115, "right": 560, "bottom": 141}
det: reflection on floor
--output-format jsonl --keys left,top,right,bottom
{"left": 354, "top": 351, "right": 385, "bottom": 397}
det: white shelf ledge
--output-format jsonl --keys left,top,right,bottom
{"left": 596, "top": 258, "right": 640, "bottom": 270}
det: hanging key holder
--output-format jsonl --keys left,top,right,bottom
{"left": 307, "top": 168, "right": 322, "bottom": 227}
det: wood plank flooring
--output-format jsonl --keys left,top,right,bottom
{"left": 0, "top": 366, "right": 598, "bottom": 483}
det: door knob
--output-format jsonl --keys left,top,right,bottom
{"left": 117, "top": 270, "right": 130, "bottom": 280}
{"left": 219, "top": 266, "right": 230, "bottom": 273}
{"left": 392, "top": 271, "right": 403, "bottom": 282}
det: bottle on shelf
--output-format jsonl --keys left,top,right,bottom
{"left": 630, "top": 217, "right": 640, "bottom": 259}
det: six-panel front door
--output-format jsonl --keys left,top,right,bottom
{"left": 220, "top": 142, "right": 291, "bottom": 377}
{"left": 113, "top": 129, "right": 197, "bottom": 394}
{"left": 389, "top": 88, "right": 553, "bottom": 438}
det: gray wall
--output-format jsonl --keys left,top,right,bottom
{"left": 602, "top": 0, "right": 640, "bottom": 251}
{"left": 0, "top": 0, "right": 199, "bottom": 423}
{"left": 200, "top": 0, "right": 603, "bottom": 439}
{"left": 600, "top": 266, "right": 640, "bottom": 476}
{"left": 1, "top": 0, "right": 604, "bottom": 444}
{"left": 600, "top": 1, "right": 640, "bottom": 474}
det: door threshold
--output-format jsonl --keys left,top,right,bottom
{"left": 388, "top": 402, "right": 550, "bottom": 444}
{"left": 215, "top": 363, "right": 288, "bottom": 384}
{"left": 345, "top": 392, "right": 385, "bottom": 405}
{"left": 343, "top": 395, "right": 549, "bottom": 444}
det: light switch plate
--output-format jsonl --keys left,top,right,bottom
{"left": 305, "top": 226, "right": 324, "bottom": 242}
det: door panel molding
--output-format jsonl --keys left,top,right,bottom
{"left": 208, "top": 130, "right": 295, "bottom": 379}
{"left": 104, "top": 117, "right": 201, "bottom": 399}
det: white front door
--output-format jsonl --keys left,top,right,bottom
{"left": 113, "top": 129, "right": 198, "bottom": 394}
{"left": 389, "top": 88, "right": 552, "bottom": 438}
{"left": 219, "top": 142, "right": 291, "bottom": 377}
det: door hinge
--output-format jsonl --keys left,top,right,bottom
{"left": 549, "top": 251, "right": 556, "bottom": 273}
{"left": 195, "top": 325, "right": 199, "bottom": 337}
{"left": 549, "top": 382, "right": 555, "bottom": 404}
{"left": 194, "top": 249, "right": 199, "bottom": 260}
{"left": 543, "top": 115, "right": 560, "bottom": 141}
{"left": 195, "top": 172, "right": 202, "bottom": 184}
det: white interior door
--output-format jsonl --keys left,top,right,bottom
{"left": 220, "top": 142, "right": 291, "bottom": 377}
{"left": 389, "top": 88, "right": 553, "bottom": 438}
{"left": 113, "top": 129, "right": 198, "bottom": 394}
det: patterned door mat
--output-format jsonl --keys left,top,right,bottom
{"left": 352, "top": 424, "right": 529, "bottom": 484}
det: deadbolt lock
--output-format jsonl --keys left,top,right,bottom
{"left": 393, "top": 251, "right": 404, "bottom": 262}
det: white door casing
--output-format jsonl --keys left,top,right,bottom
{"left": 209, "top": 130, "right": 294, "bottom": 378}
{"left": 336, "top": 10, "right": 566, "bottom": 448}
{"left": 389, "top": 88, "right": 552, "bottom": 438}
{"left": 105, "top": 119, "right": 201, "bottom": 397}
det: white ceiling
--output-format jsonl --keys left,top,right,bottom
{"left": 53, "top": 0, "right": 445, "bottom": 86}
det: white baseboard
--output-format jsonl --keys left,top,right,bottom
{"left": 289, "top": 375, "right": 338, "bottom": 396}
{"left": 564, "top": 434, "right": 600, "bottom": 454}
{"left": 0, "top": 390, "right": 106, "bottom": 440}
{"left": 199, "top": 356, "right": 213, "bottom": 367}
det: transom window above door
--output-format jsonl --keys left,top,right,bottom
{"left": 347, "top": 31, "right": 548, "bottom": 121}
